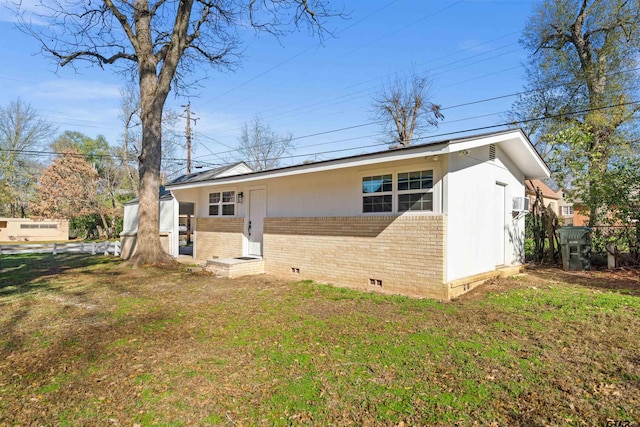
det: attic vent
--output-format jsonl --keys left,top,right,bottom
{"left": 489, "top": 144, "right": 496, "bottom": 161}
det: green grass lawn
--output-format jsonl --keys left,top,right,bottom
{"left": 1, "top": 254, "right": 639, "bottom": 426}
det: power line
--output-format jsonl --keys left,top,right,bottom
{"left": 201, "top": 38, "right": 521, "bottom": 131}
{"left": 4, "top": 99, "right": 638, "bottom": 173}
{"left": 180, "top": 102, "right": 199, "bottom": 174}
{"left": 192, "top": 64, "right": 640, "bottom": 159}
{"left": 192, "top": 99, "right": 640, "bottom": 162}
{"left": 200, "top": 1, "right": 462, "bottom": 108}
{"left": 0, "top": 148, "right": 196, "bottom": 167}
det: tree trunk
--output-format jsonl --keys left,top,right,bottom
{"left": 586, "top": 126, "right": 611, "bottom": 227}
{"left": 130, "top": 99, "right": 173, "bottom": 265}
{"left": 99, "top": 212, "right": 110, "bottom": 239}
{"left": 127, "top": 5, "right": 174, "bottom": 265}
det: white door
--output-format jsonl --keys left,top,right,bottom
{"left": 495, "top": 183, "right": 506, "bottom": 266}
{"left": 248, "top": 189, "right": 266, "bottom": 257}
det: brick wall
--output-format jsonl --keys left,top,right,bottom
{"left": 196, "top": 217, "right": 244, "bottom": 259}
{"left": 263, "top": 215, "right": 447, "bottom": 299}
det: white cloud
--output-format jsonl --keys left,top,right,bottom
{"left": 0, "top": 0, "right": 50, "bottom": 25}
{"left": 31, "top": 79, "right": 122, "bottom": 101}
{"left": 1, "top": 78, "right": 124, "bottom": 142}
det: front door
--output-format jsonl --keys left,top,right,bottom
{"left": 247, "top": 189, "right": 266, "bottom": 257}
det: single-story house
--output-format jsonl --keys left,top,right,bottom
{"left": 120, "top": 162, "right": 252, "bottom": 258}
{"left": 0, "top": 218, "right": 69, "bottom": 242}
{"left": 164, "top": 129, "right": 550, "bottom": 300}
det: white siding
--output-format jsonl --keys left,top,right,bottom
{"left": 183, "top": 158, "right": 444, "bottom": 219}
{"left": 121, "top": 198, "right": 178, "bottom": 257}
{"left": 444, "top": 145, "right": 525, "bottom": 282}
{"left": 218, "top": 163, "right": 253, "bottom": 177}
{"left": 122, "top": 199, "right": 176, "bottom": 234}
{"left": 159, "top": 199, "right": 176, "bottom": 233}
{"left": 122, "top": 203, "right": 139, "bottom": 233}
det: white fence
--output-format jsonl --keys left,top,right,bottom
{"left": 0, "top": 241, "right": 121, "bottom": 256}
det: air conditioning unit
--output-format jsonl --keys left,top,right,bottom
{"left": 512, "top": 196, "right": 530, "bottom": 212}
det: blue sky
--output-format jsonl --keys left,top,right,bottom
{"left": 0, "top": 0, "right": 536, "bottom": 176}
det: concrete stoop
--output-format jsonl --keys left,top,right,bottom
{"left": 205, "top": 257, "right": 265, "bottom": 278}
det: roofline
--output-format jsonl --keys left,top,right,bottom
{"left": 167, "top": 140, "right": 450, "bottom": 190}
{"left": 166, "top": 128, "right": 550, "bottom": 190}
{"left": 169, "top": 160, "right": 251, "bottom": 185}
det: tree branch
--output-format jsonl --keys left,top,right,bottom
{"left": 55, "top": 49, "right": 137, "bottom": 67}
{"left": 103, "top": 0, "right": 139, "bottom": 52}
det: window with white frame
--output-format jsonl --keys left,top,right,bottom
{"left": 209, "top": 191, "right": 235, "bottom": 216}
{"left": 362, "top": 174, "right": 393, "bottom": 213}
{"left": 397, "top": 170, "right": 433, "bottom": 212}
{"left": 561, "top": 205, "right": 574, "bottom": 216}
{"left": 362, "top": 170, "right": 434, "bottom": 213}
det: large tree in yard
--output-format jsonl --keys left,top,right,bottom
{"left": 31, "top": 149, "right": 100, "bottom": 223}
{"left": 51, "top": 131, "right": 130, "bottom": 238}
{"left": 512, "top": 0, "right": 640, "bottom": 227}
{"left": 16, "top": 0, "right": 341, "bottom": 265}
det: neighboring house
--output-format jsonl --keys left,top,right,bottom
{"left": 556, "top": 190, "right": 592, "bottom": 226}
{"left": 120, "top": 162, "right": 252, "bottom": 259}
{"left": 164, "top": 129, "right": 550, "bottom": 300}
{"left": 0, "top": 218, "right": 69, "bottom": 242}
{"left": 525, "top": 179, "right": 561, "bottom": 217}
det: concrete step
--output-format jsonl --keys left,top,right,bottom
{"left": 206, "top": 257, "right": 265, "bottom": 278}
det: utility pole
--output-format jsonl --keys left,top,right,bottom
{"left": 180, "top": 101, "right": 198, "bottom": 245}
{"left": 181, "top": 102, "right": 198, "bottom": 174}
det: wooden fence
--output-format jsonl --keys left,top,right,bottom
{"left": 0, "top": 241, "right": 121, "bottom": 256}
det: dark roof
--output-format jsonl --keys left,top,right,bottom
{"left": 124, "top": 186, "right": 173, "bottom": 206}
{"left": 168, "top": 162, "right": 248, "bottom": 186}
{"left": 166, "top": 128, "right": 542, "bottom": 187}
{"left": 126, "top": 162, "right": 250, "bottom": 205}
{"left": 159, "top": 186, "right": 173, "bottom": 201}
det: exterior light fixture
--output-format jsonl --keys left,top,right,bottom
{"left": 236, "top": 192, "right": 244, "bottom": 203}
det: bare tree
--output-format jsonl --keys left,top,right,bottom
{"left": 119, "top": 82, "right": 141, "bottom": 197}
{"left": 238, "top": 116, "right": 294, "bottom": 171}
{"left": 14, "top": 0, "right": 343, "bottom": 264}
{"left": 118, "top": 83, "right": 184, "bottom": 191}
{"left": 372, "top": 73, "right": 444, "bottom": 148}
{"left": 0, "top": 99, "right": 56, "bottom": 217}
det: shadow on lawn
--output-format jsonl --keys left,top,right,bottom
{"left": 530, "top": 266, "right": 640, "bottom": 297}
{"left": 0, "top": 253, "right": 122, "bottom": 299}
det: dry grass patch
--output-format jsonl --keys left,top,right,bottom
{"left": 1, "top": 254, "right": 639, "bottom": 426}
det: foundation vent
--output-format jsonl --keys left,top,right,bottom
{"left": 369, "top": 278, "right": 382, "bottom": 287}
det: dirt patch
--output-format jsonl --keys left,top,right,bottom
{"left": 458, "top": 265, "right": 640, "bottom": 302}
